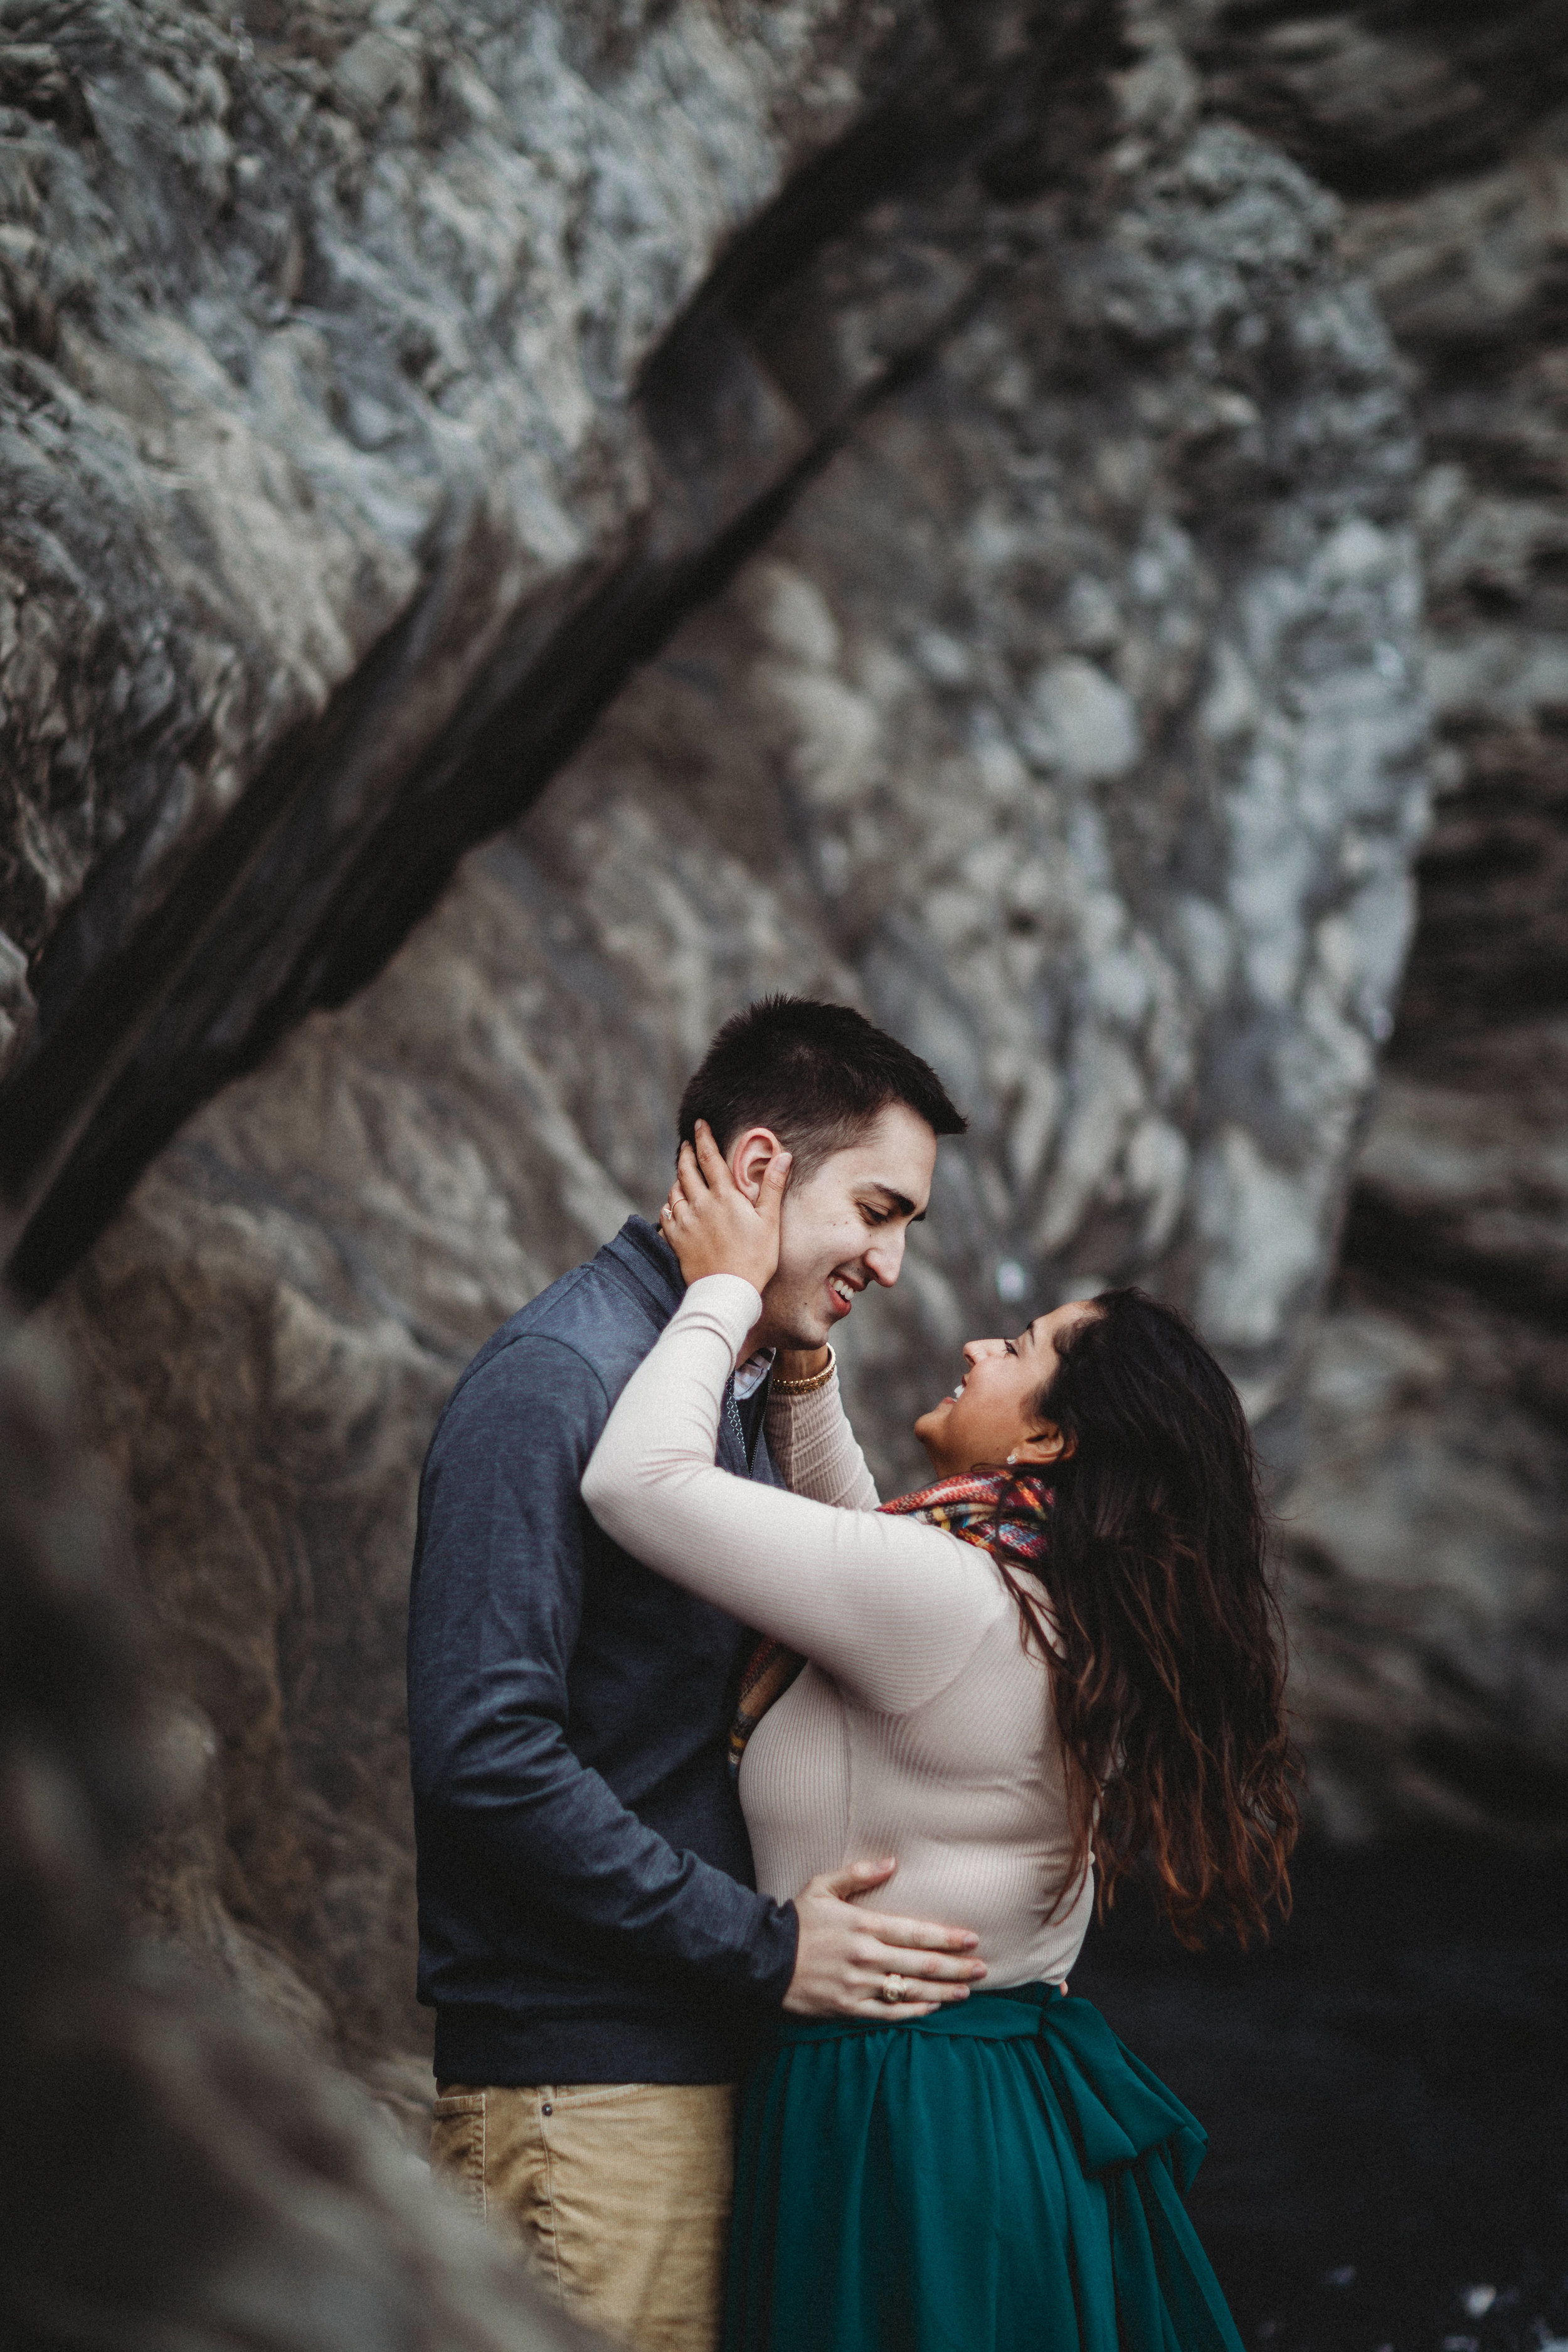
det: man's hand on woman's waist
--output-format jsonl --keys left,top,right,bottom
{"left": 785, "top": 1858, "right": 986, "bottom": 2020}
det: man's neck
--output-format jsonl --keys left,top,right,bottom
{"left": 728, "top": 1295, "right": 829, "bottom": 1379}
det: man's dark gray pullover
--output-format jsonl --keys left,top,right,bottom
{"left": 408, "top": 1216, "right": 799, "bottom": 2086}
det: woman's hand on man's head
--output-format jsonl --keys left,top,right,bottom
{"left": 660, "top": 1118, "right": 790, "bottom": 1295}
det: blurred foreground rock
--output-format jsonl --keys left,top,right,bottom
{"left": 0, "top": 1309, "right": 595, "bottom": 2349}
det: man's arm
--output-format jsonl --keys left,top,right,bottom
{"left": 410, "top": 1332, "right": 984, "bottom": 2015}
{"left": 409, "top": 1333, "right": 797, "bottom": 2001}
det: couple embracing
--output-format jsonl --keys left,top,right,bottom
{"left": 409, "top": 998, "right": 1296, "bottom": 2352}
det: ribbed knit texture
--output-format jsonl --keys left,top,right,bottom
{"left": 584, "top": 1277, "right": 1094, "bottom": 1987}
{"left": 763, "top": 1367, "right": 880, "bottom": 1513}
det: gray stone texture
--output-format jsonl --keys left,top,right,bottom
{"left": 6, "top": 0, "right": 1564, "bottom": 2124}
{"left": 0, "top": 0, "right": 928, "bottom": 1287}
{"left": 1197, "top": 2, "right": 1568, "bottom": 1843}
{"left": 36, "top": 1, "right": 1429, "bottom": 2066}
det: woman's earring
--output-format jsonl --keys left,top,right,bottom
{"left": 1005, "top": 1449, "right": 1019, "bottom": 1465}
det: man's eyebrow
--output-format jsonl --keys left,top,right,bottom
{"left": 863, "top": 1182, "right": 924, "bottom": 1224}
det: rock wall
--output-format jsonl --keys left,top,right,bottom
{"left": 13, "top": 0, "right": 1568, "bottom": 2105}
{"left": 0, "top": 0, "right": 935, "bottom": 1287}
{"left": 36, "top": 3, "right": 1428, "bottom": 2060}
{"left": 1195, "top": 2, "right": 1568, "bottom": 1841}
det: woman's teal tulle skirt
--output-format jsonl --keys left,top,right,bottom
{"left": 724, "top": 1984, "right": 1246, "bottom": 2352}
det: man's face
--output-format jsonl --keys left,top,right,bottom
{"left": 751, "top": 1103, "right": 938, "bottom": 1351}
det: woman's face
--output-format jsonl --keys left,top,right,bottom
{"left": 913, "top": 1300, "right": 1101, "bottom": 1478}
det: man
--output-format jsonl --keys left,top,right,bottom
{"left": 409, "top": 999, "right": 980, "bottom": 2350}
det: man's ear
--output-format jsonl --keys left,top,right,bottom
{"left": 1010, "top": 1422, "right": 1075, "bottom": 1466}
{"left": 728, "top": 1125, "right": 787, "bottom": 1203}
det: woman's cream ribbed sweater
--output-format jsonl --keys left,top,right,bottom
{"left": 583, "top": 1274, "right": 1094, "bottom": 1988}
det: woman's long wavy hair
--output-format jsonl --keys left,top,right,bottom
{"left": 987, "top": 1287, "right": 1299, "bottom": 1947}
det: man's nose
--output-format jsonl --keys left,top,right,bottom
{"left": 864, "top": 1227, "right": 907, "bottom": 1287}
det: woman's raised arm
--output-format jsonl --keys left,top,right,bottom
{"left": 582, "top": 1274, "right": 1004, "bottom": 1716}
{"left": 765, "top": 1355, "right": 881, "bottom": 1513}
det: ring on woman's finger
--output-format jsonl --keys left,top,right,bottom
{"left": 879, "top": 1973, "right": 909, "bottom": 2005}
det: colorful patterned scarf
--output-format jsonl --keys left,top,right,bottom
{"left": 727, "top": 1469, "right": 1052, "bottom": 1779}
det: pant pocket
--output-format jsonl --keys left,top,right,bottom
{"left": 430, "top": 2089, "right": 486, "bottom": 2218}
{"left": 546, "top": 2080, "right": 649, "bottom": 2111}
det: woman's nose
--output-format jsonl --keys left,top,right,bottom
{"left": 963, "top": 1337, "right": 1005, "bottom": 1366}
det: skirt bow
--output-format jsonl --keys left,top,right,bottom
{"left": 725, "top": 1984, "right": 1244, "bottom": 2352}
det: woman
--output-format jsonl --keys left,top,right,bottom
{"left": 583, "top": 1124, "right": 1298, "bottom": 2352}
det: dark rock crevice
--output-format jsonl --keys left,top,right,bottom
{"left": 1195, "top": 0, "right": 1568, "bottom": 199}
{"left": 1, "top": 1, "right": 1139, "bottom": 1305}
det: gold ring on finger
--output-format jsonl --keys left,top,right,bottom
{"left": 880, "top": 1973, "right": 909, "bottom": 2005}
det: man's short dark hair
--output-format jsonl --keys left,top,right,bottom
{"left": 677, "top": 997, "right": 966, "bottom": 1178}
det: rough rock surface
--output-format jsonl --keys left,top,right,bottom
{"left": 1197, "top": 3, "right": 1568, "bottom": 1840}
{"left": 43, "top": 10, "right": 1426, "bottom": 2062}
{"left": 0, "top": 1303, "right": 594, "bottom": 2350}
{"left": 0, "top": 0, "right": 934, "bottom": 1287}
{"left": 22, "top": 0, "right": 1568, "bottom": 2097}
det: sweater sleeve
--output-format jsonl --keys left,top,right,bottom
{"left": 408, "top": 1333, "right": 798, "bottom": 2005}
{"left": 583, "top": 1277, "right": 1006, "bottom": 1715}
{"left": 765, "top": 1357, "right": 881, "bottom": 1512}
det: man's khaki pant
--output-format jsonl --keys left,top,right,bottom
{"left": 430, "top": 2082, "right": 737, "bottom": 2352}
